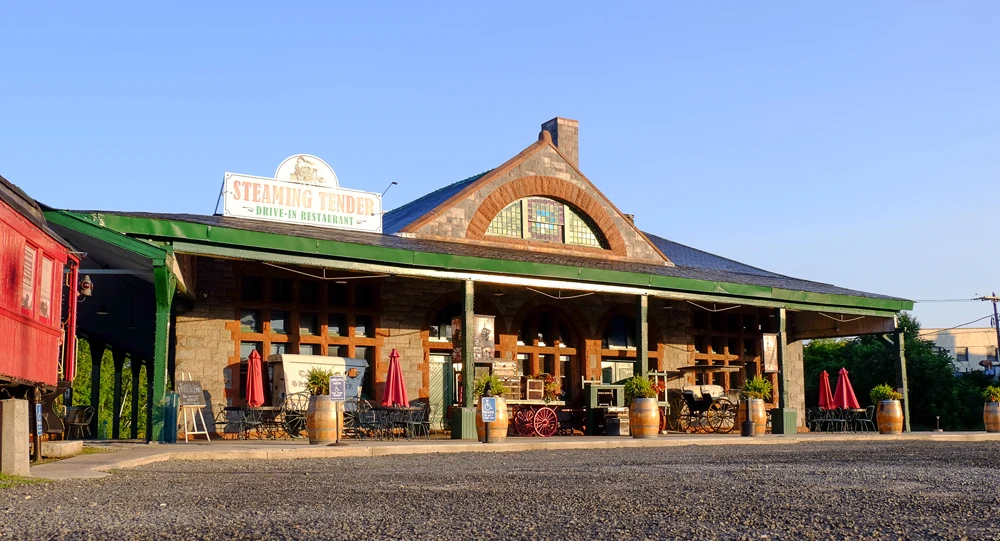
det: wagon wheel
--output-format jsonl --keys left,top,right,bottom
{"left": 674, "top": 401, "right": 691, "bottom": 432}
{"left": 708, "top": 398, "right": 736, "bottom": 434}
{"left": 513, "top": 407, "right": 536, "bottom": 437}
{"left": 281, "top": 392, "right": 310, "bottom": 438}
{"left": 533, "top": 407, "right": 558, "bottom": 438}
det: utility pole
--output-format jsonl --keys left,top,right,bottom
{"left": 977, "top": 293, "right": 1000, "bottom": 364}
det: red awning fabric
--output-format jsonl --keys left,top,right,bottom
{"left": 246, "top": 349, "right": 265, "bottom": 408}
{"left": 818, "top": 370, "right": 835, "bottom": 411}
{"left": 382, "top": 348, "right": 410, "bottom": 407}
{"left": 832, "top": 367, "right": 861, "bottom": 410}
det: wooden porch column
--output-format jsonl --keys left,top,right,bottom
{"left": 87, "top": 339, "right": 106, "bottom": 438}
{"left": 462, "top": 280, "right": 475, "bottom": 408}
{"left": 146, "top": 359, "right": 154, "bottom": 440}
{"left": 111, "top": 348, "right": 126, "bottom": 439}
{"left": 636, "top": 294, "right": 649, "bottom": 376}
{"left": 775, "top": 308, "right": 789, "bottom": 409}
{"left": 151, "top": 264, "right": 176, "bottom": 442}
{"left": 893, "top": 329, "right": 911, "bottom": 433}
{"left": 130, "top": 358, "right": 141, "bottom": 439}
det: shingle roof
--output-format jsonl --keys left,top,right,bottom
{"left": 643, "top": 232, "right": 784, "bottom": 278}
{"left": 78, "top": 210, "right": 906, "bottom": 303}
{"left": 383, "top": 171, "right": 491, "bottom": 234}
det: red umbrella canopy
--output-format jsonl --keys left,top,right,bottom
{"left": 382, "top": 348, "right": 410, "bottom": 407}
{"left": 245, "top": 349, "right": 265, "bottom": 408}
{"left": 832, "top": 367, "right": 861, "bottom": 409}
{"left": 818, "top": 370, "right": 835, "bottom": 410}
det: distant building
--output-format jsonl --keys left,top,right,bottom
{"left": 925, "top": 327, "right": 998, "bottom": 374}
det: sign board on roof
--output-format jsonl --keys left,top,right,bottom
{"left": 223, "top": 154, "right": 382, "bottom": 233}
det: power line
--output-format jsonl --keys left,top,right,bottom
{"left": 913, "top": 298, "right": 979, "bottom": 303}
{"left": 918, "top": 314, "right": 994, "bottom": 338}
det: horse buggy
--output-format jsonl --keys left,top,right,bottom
{"left": 667, "top": 384, "right": 737, "bottom": 433}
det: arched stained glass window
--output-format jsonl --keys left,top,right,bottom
{"left": 486, "top": 197, "right": 606, "bottom": 248}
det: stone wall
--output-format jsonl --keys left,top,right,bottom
{"left": 410, "top": 144, "right": 668, "bottom": 264}
{"left": 173, "top": 257, "right": 237, "bottom": 432}
{"left": 785, "top": 340, "right": 806, "bottom": 429}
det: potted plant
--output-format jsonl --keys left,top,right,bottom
{"left": 739, "top": 376, "right": 772, "bottom": 435}
{"left": 530, "top": 373, "right": 561, "bottom": 403}
{"left": 982, "top": 385, "right": 1000, "bottom": 433}
{"left": 624, "top": 375, "right": 659, "bottom": 438}
{"left": 870, "top": 383, "right": 903, "bottom": 435}
{"left": 304, "top": 367, "right": 339, "bottom": 444}
{"left": 473, "top": 374, "right": 510, "bottom": 442}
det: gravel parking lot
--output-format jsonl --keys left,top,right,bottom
{"left": 2, "top": 440, "right": 999, "bottom": 540}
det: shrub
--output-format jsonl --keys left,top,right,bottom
{"left": 623, "top": 375, "right": 657, "bottom": 403}
{"left": 870, "top": 383, "right": 902, "bottom": 402}
{"left": 742, "top": 376, "right": 773, "bottom": 401}
{"left": 474, "top": 375, "right": 509, "bottom": 399}
{"left": 305, "top": 367, "right": 335, "bottom": 395}
{"left": 982, "top": 385, "right": 1000, "bottom": 403}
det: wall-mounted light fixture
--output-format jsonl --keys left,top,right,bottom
{"left": 78, "top": 275, "right": 93, "bottom": 299}
{"left": 96, "top": 304, "right": 109, "bottom": 316}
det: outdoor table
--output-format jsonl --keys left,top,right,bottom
{"left": 374, "top": 405, "right": 423, "bottom": 440}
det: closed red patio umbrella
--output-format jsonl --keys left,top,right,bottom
{"left": 832, "top": 367, "right": 861, "bottom": 410}
{"left": 382, "top": 348, "right": 410, "bottom": 407}
{"left": 246, "top": 349, "right": 265, "bottom": 408}
{"left": 818, "top": 370, "right": 835, "bottom": 410}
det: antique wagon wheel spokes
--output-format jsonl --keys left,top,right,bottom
{"left": 514, "top": 408, "right": 536, "bottom": 437}
{"left": 533, "top": 407, "right": 558, "bottom": 438}
{"left": 711, "top": 398, "right": 737, "bottom": 434}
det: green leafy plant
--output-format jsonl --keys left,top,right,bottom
{"left": 741, "top": 376, "right": 773, "bottom": 401}
{"left": 474, "top": 374, "right": 509, "bottom": 399}
{"left": 982, "top": 386, "right": 1000, "bottom": 403}
{"left": 305, "top": 367, "right": 336, "bottom": 395}
{"left": 870, "top": 383, "right": 902, "bottom": 402}
{"left": 623, "top": 375, "right": 657, "bottom": 403}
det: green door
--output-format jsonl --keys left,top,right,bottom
{"left": 429, "top": 354, "right": 453, "bottom": 430}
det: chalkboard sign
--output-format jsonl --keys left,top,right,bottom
{"left": 176, "top": 381, "right": 205, "bottom": 407}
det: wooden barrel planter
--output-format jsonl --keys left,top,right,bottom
{"left": 630, "top": 398, "right": 660, "bottom": 438}
{"left": 876, "top": 400, "right": 903, "bottom": 434}
{"left": 476, "top": 397, "right": 509, "bottom": 443}
{"left": 984, "top": 402, "right": 1000, "bottom": 433}
{"left": 737, "top": 399, "right": 767, "bottom": 435}
{"left": 306, "top": 394, "right": 341, "bottom": 444}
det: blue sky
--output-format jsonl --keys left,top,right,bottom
{"left": 1, "top": 2, "right": 997, "bottom": 329}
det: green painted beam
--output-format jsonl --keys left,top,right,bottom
{"left": 171, "top": 239, "right": 904, "bottom": 318}
{"left": 44, "top": 210, "right": 169, "bottom": 265}
{"left": 55, "top": 210, "right": 914, "bottom": 313}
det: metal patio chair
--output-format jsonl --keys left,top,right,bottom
{"left": 66, "top": 406, "right": 94, "bottom": 439}
{"left": 854, "top": 405, "right": 877, "bottom": 432}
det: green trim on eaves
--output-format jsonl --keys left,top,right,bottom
{"left": 53, "top": 210, "right": 915, "bottom": 313}
{"left": 43, "top": 210, "right": 170, "bottom": 265}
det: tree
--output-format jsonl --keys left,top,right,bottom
{"left": 804, "top": 313, "right": 984, "bottom": 430}
{"left": 70, "top": 342, "right": 148, "bottom": 439}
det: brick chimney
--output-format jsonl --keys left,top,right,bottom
{"left": 541, "top": 117, "right": 579, "bottom": 168}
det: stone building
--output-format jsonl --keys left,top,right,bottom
{"left": 45, "top": 117, "right": 914, "bottom": 440}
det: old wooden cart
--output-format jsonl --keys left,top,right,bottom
{"left": 507, "top": 399, "right": 566, "bottom": 437}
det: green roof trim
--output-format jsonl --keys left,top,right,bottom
{"left": 44, "top": 210, "right": 171, "bottom": 265}
{"left": 49, "top": 210, "right": 914, "bottom": 313}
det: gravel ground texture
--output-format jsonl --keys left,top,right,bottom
{"left": 2, "top": 440, "right": 1000, "bottom": 540}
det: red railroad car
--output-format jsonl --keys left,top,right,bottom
{"left": 0, "top": 175, "right": 78, "bottom": 395}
